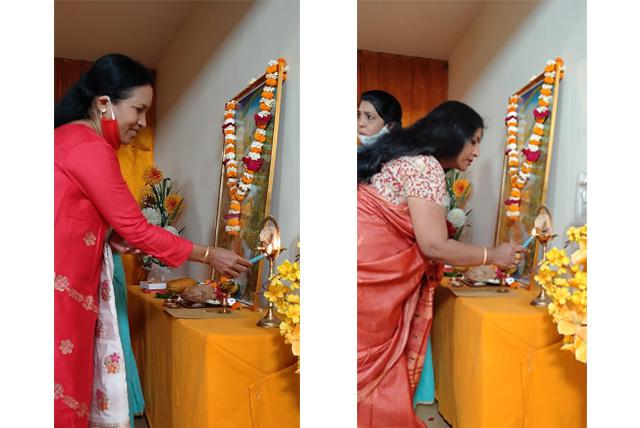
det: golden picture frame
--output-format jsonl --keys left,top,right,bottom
{"left": 210, "top": 63, "right": 286, "bottom": 308}
{"left": 494, "top": 69, "right": 562, "bottom": 285}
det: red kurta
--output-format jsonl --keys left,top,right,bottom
{"left": 54, "top": 124, "right": 192, "bottom": 428}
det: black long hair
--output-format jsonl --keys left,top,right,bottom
{"left": 55, "top": 53, "right": 153, "bottom": 128}
{"left": 357, "top": 100, "right": 484, "bottom": 183}
{"left": 360, "top": 90, "right": 402, "bottom": 130}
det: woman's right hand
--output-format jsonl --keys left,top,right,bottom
{"left": 489, "top": 243, "right": 525, "bottom": 270}
{"left": 206, "top": 247, "right": 251, "bottom": 279}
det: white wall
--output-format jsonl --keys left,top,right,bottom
{"left": 449, "top": 0, "right": 586, "bottom": 246}
{"left": 154, "top": 0, "right": 299, "bottom": 280}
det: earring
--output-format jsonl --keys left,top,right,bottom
{"left": 100, "top": 107, "right": 107, "bottom": 118}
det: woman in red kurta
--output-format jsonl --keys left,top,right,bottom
{"left": 357, "top": 101, "right": 523, "bottom": 427}
{"left": 54, "top": 54, "right": 250, "bottom": 428}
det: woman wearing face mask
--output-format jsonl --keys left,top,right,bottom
{"left": 54, "top": 54, "right": 250, "bottom": 428}
{"left": 357, "top": 90, "right": 402, "bottom": 145}
{"left": 357, "top": 101, "right": 524, "bottom": 427}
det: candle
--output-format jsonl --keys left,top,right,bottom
{"left": 522, "top": 235, "right": 535, "bottom": 249}
{"left": 249, "top": 254, "right": 266, "bottom": 264}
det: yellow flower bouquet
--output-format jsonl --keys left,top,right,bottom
{"left": 264, "top": 254, "right": 300, "bottom": 372}
{"left": 534, "top": 225, "right": 587, "bottom": 363}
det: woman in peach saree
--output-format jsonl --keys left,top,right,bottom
{"left": 357, "top": 101, "right": 523, "bottom": 427}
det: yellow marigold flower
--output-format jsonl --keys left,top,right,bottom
{"left": 164, "top": 194, "right": 183, "bottom": 215}
{"left": 286, "top": 294, "right": 300, "bottom": 304}
{"left": 452, "top": 178, "right": 470, "bottom": 198}
{"left": 278, "top": 260, "right": 300, "bottom": 282}
{"left": 143, "top": 166, "right": 163, "bottom": 185}
{"left": 546, "top": 247, "right": 569, "bottom": 267}
{"left": 285, "top": 303, "right": 300, "bottom": 324}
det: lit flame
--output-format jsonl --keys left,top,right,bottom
{"left": 273, "top": 233, "right": 281, "bottom": 251}
{"left": 266, "top": 243, "right": 273, "bottom": 255}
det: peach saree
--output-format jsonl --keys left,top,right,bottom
{"left": 357, "top": 184, "right": 442, "bottom": 428}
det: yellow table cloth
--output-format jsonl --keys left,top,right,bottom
{"left": 127, "top": 286, "right": 300, "bottom": 428}
{"left": 432, "top": 284, "right": 586, "bottom": 428}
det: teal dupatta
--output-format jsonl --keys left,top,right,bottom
{"left": 112, "top": 253, "right": 145, "bottom": 424}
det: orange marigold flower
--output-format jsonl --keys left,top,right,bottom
{"left": 266, "top": 78, "right": 277, "bottom": 86}
{"left": 508, "top": 158, "right": 519, "bottom": 167}
{"left": 224, "top": 128, "right": 234, "bottom": 135}
{"left": 508, "top": 204, "right": 519, "bottom": 212}
{"left": 511, "top": 188, "right": 521, "bottom": 198}
{"left": 225, "top": 101, "right": 237, "bottom": 110}
{"left": 533, "top": 127, "right": 544, "bottom": 136}
{"left": 539, "top": 99, "right": 550, "bottom": 108}
{"left": 261, "top": 91, "right": 274, "bottom": 99}
{"left": 254, "top": 133, "right": 266, "bottom": 142}
{"left": 250, "top": 147, "right": 263, "bottom": 154}
{"left": 224, "top": 113, "right": 233, "bottom": 119}
{"left": 508, "top": 129, "right": 517, "bottom": 136}
{"left": 230, "top": 201, "right": 241, "bottom": 211}
{"left": 260, "top": 103, "right": 272, "bottom": 112}
{"left": 225, "top": 146, "right": 235, "bottom": 154}
{"left": 143, "top": 166, "right": 163, "bottom": 185}
{"left": 544, "top": 76, "right": 554, "bottom": 84}
{"left": 452, "top": 179, "right": 470, "bottom": 198}
{"left": 228, "top": 218, "right": 240, "bottom": 226}
{"left": 541, "top": 88, "right": 551, "bottom": 96}
{"left": 164, "top": 194, "right": 183, "bottom": 215}
{"left": 226, "top": 170, "right": 237, "bottom": 178}
{"left": 266, "top": 64, "right": 278, "bottom": 74}
{"left": 137, "top": 187, "right": 155, "bottom": 207}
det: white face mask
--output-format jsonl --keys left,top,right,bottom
{"left": 358, "top": 125, "right": 390, "bottom": 145}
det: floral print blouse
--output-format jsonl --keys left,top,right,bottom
{"left": 370, "top": 155, "right": 446, "bottom": 206}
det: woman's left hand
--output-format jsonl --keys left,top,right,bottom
{"left": 109, "top": 231, "right": 143, "bottom": 255}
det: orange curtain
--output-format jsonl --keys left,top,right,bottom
{"left": 54, "top": 57, "right": 157, "bottom": 285}
{"left": 357, "top": 49, "right": 448, "bottom": 126}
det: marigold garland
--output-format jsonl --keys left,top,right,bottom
{"left": 222, "top": 58, "right": 288, "bottom": 236}
{"left": 504, "top": 58, "right": 565, "bottom": 221}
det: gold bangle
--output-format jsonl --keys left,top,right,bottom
{"left": 481, "top": 247, "right": 488, "bottom": 266}
{"left": 202, "top": 246, "right": 211, "bottom": 263}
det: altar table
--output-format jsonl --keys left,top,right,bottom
{"left": 127, "top": 286, "right": 299, "bottom": 428}
{"left": 431, "top": 283, "right": 586, "bottom": 428}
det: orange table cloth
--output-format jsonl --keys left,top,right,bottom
{"left": 127, "top": 286, "right": 299, "bottom": 428}
{"left": 431, "top": 284, "right": 586, "bottom": 428}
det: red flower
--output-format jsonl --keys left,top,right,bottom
{"left": 533, "top": 108, "right": 549, "bottom": 121}
{"left": 223, "top": 213, "right": 240, "bottom": 220}
{"left": 254, "top": 112, "right": 272, "bottom": 128}
{"left": 446, "top": 220, "right": 457, "bottom": 239}
{"left": 222, "top": 121, "right": 235, "bottom": 130}
{"left": 504, "top": 198, "right": 520, "bottom": 206}
{"left": 242, "top": 157, "right": 263, "bottom": 172}
{"left": 495, "top": 269, "right": 506, "bottom": 280}
{"left": 522, "top": 148, "right": 541, "bottom": 163}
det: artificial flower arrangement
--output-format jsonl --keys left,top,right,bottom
{"left": 137, "top": 165, "right": 185, "bottom": 270}
{"left": 534, "top": 225, "right": 587, "bottom": 363}
{"left": 445, "top": 169, "right": 472, "bottom": 240}
{"left": 222, "top": 58, "right": 288, "bottom": 237}
{"left": 504, "top": 58, "right": 565, "bottom": 221}
{"left": 263, "top": 251, "right": 300, "bottom": 373}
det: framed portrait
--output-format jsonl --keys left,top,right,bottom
{"left": 494, "top": 71, "right": 562, "bottom": 284}
{"left": 211, "top": 65, "right": 285, "bottom": 307}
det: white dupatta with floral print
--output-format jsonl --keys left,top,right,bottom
{"left": 89, "top": 244, "right": 130, "bottom": 428}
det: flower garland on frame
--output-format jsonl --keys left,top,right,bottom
{"left": 504, "top": 58, "right": 565, "bottom": 221}
{"left": 221, "top": 58, "right": 288, "bottom": 236}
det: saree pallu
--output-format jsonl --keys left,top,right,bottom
{"left": 357, "top": 185, "right": 443, "bottom": 428}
